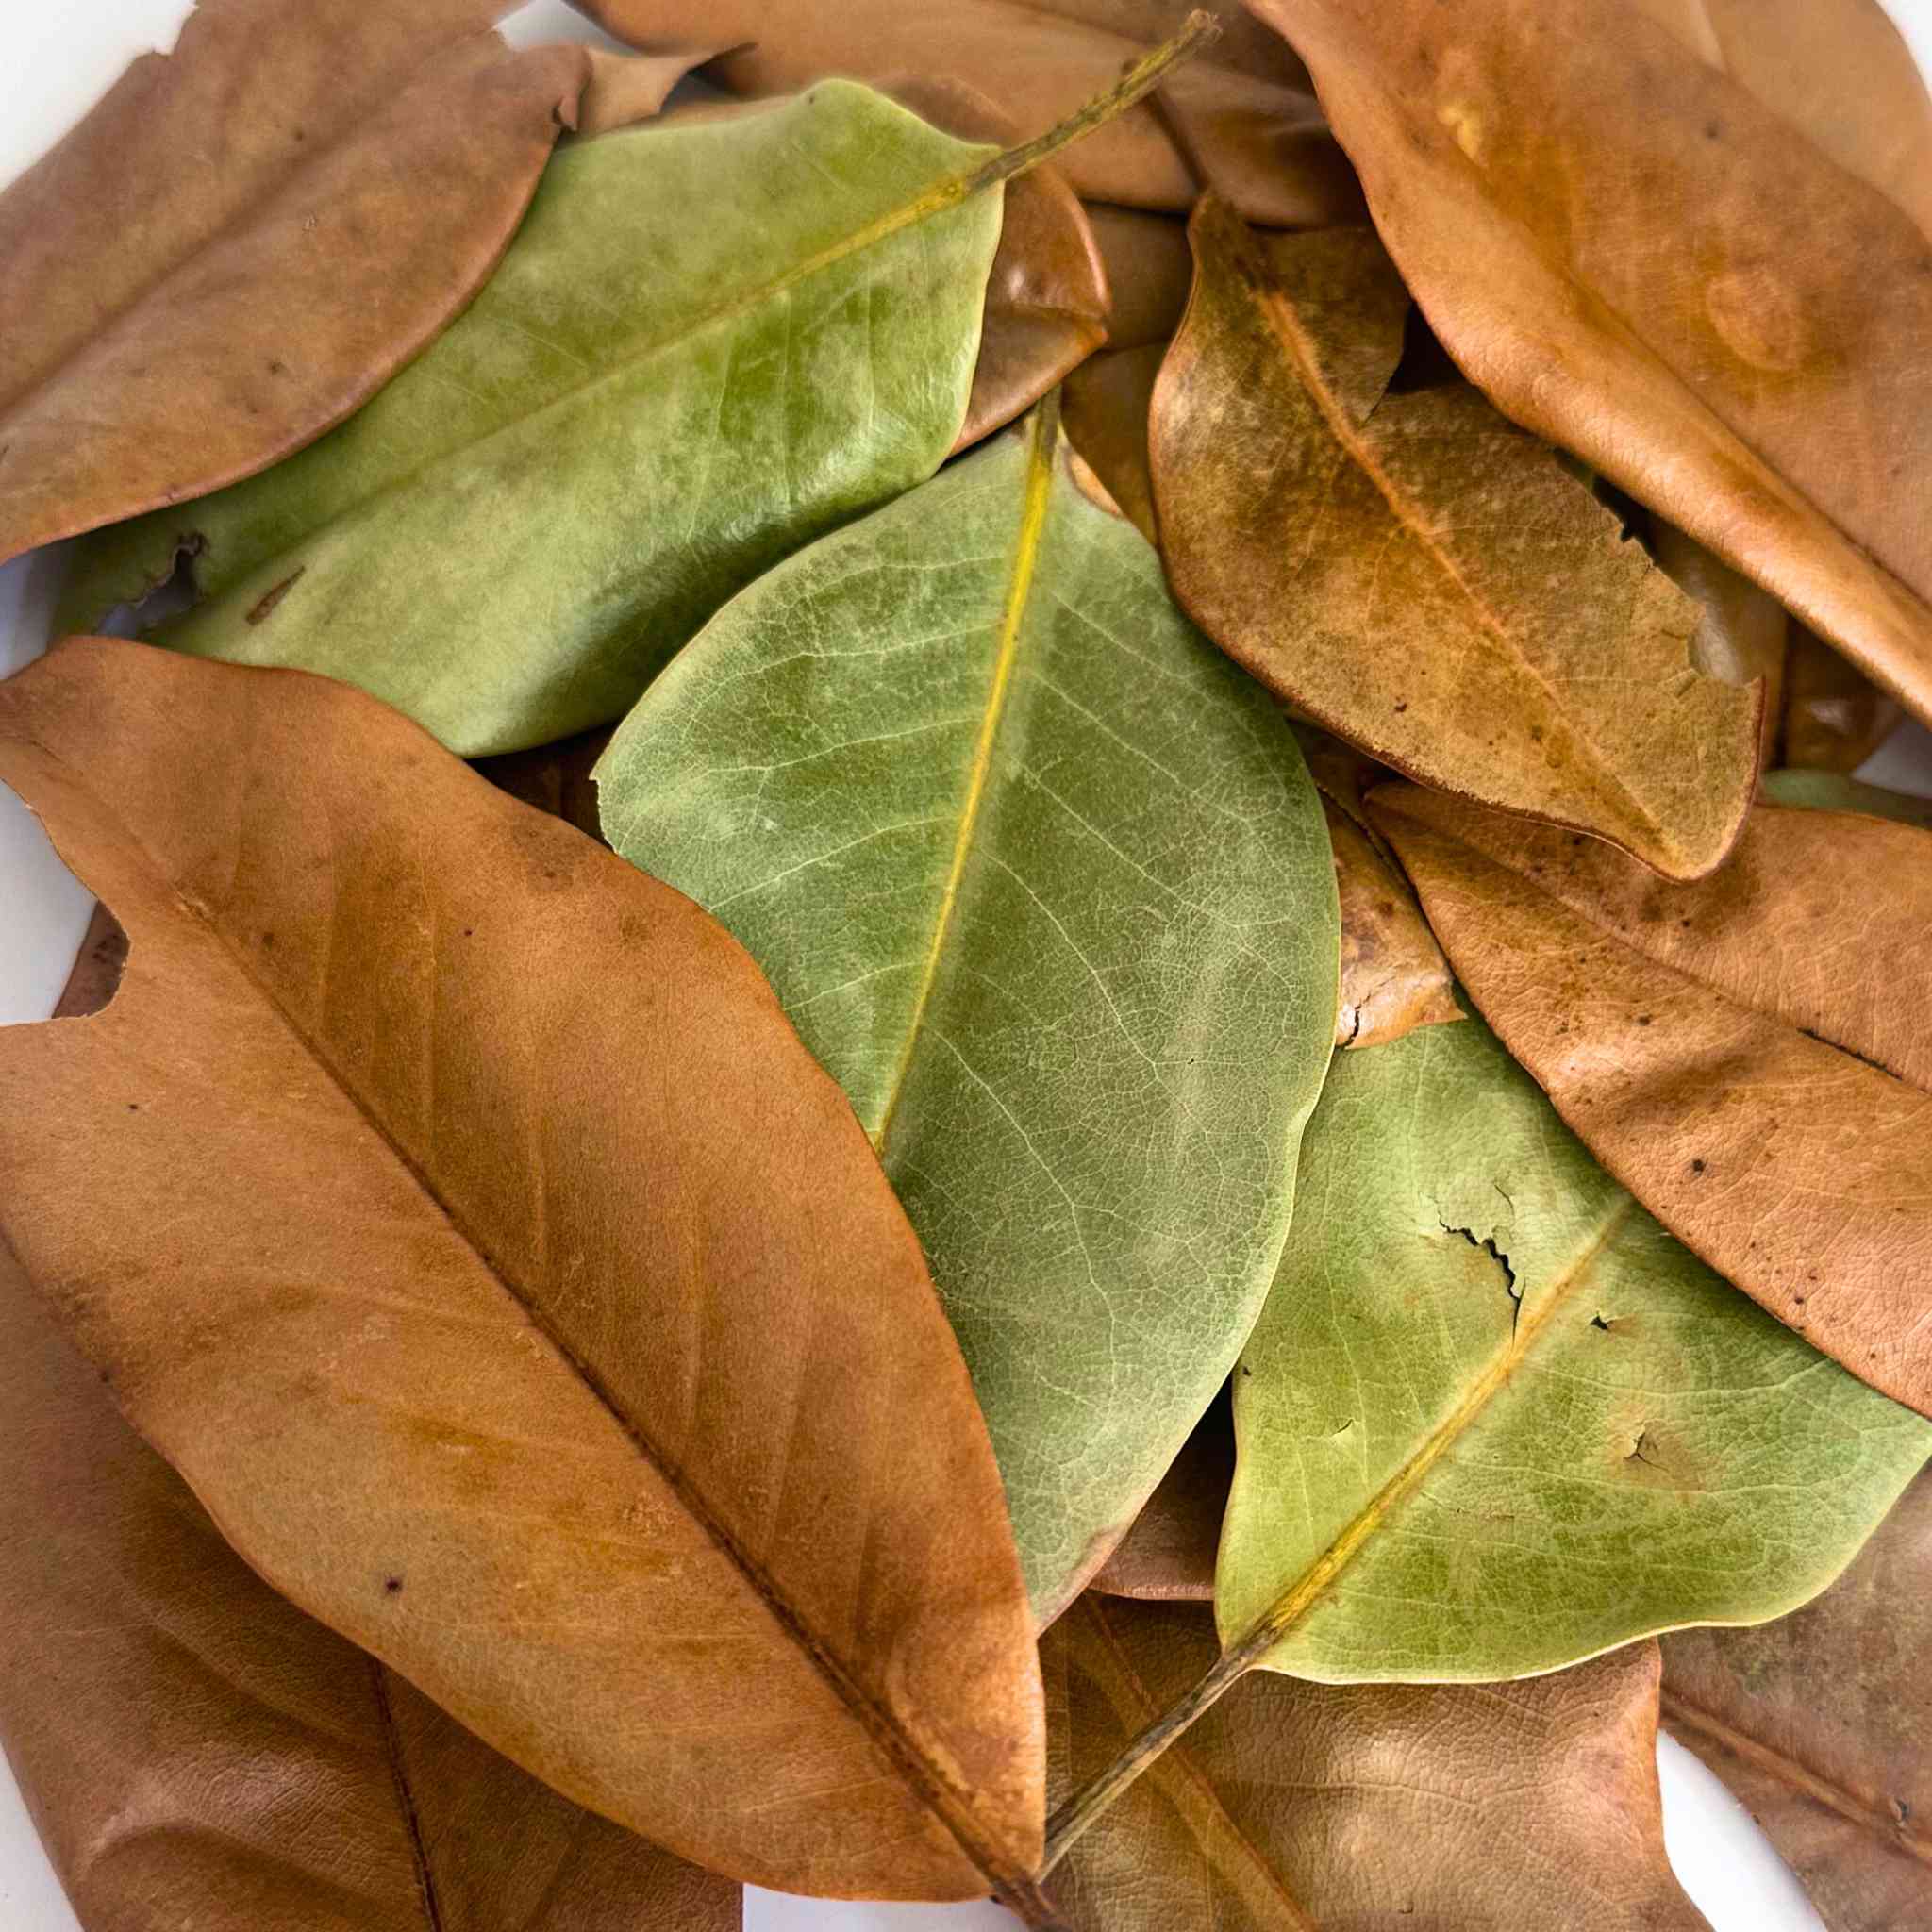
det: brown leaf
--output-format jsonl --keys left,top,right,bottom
{"left": 0, "top": 1238, "right": 739, "bottom": 1932}
{"left": 473, "top": 726, "right": 612, "bottom": 843}
{"left": 0, "top": 641, "right": 1046, "bottom": 1909}
{"left": 0, "top": 2, "right": 693, "bottom": 567}
{"left": 569, "top": 0, "right": 1361, "bottom": 225}
{"left": 1151, "top": 200, "right": 1761, "bottom": 881}
{"left": 1661, "top": 1468, "right": 1932, "bottom": 1932}
{"left": 1782, "top": 627, "right": 1905, "bottom": 773}
{"left": 1369, "top": 783, "right": 1932, "bottom": 1418}
{"left": 1650, "top": 520, "right": 1787, "bottom": 767}
{"left": 1085, "top": 206, "right": 1194, "bottom": 349}
{"left": 1326, "top": 801, "right": 1463, "bottom": 1050}
{"left": 1089, "top": 1393, "right": 1230, "bottom": 1603}
{"left": 1254, "top": 0, "right": 1932, "bottom": 735}
{"left": 1045, "top": 1595, "right": 1710, "bottom": 1930}
{"left": 1062, "top": 343, "right": 1164, "bottom": 543}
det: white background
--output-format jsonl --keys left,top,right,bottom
{"left": 4, "top": 5, "right": 1931, "bottom": 1927}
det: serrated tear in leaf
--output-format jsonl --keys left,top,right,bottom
{"left": 1371, "top": 784, "right": 1932, "bottom": 1418}
{"left": 58, "top": 84, "right": 1008, "bottom": 758}
{"left": 597, "top": 409, "right": 1341, "bottom": 1623}
{"left": 0, "top": 641, "right": 1046, "bottom": 1909}
{"left": 0, "top": 1239, "right": 741, "bottom": 1932}
{"left": 1151, "top": 199, "right": 1761, "bottom": 881}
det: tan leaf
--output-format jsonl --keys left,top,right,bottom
{"left": 1326, "top": 802, "right": 1463, "bottom": 1050}
{"left": 1089, "top": 1395, "right": 1229, "bottom": 1603}
{"left": 1151, "top": 200, "right": 1761, "bottom": 881}
{"left": 1045, "top": 1595, "right": 1709, "bottom": 1930}
{"left": 0, "top": 0, "right": 694, "bottom": 567}
{"left": 569, "top": 0, "right": 1361, "bottom": 225}
{"left": 1662, "top": 1468, "right": 1932, "bottom": 1932}
{"left": 1650, "top": 520, "right": 1787, "bottom": 767}
{"left": 1782, "top": 627, "right": 1905, "bottom": 773}
{"left": 1252, "top": 0, "right": 1932, "bottom": 734}
{"left": 0, "top": 641, "right": 1047, "bottom": 1911}
{"left": 1370, "top": 783, "right": 1932, "bottom": 1418}
{"left": 0, "top": 1239, "right": 739, "bottom": 1932}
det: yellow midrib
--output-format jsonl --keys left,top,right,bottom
{"left": 873, "top": 404, "right": 1058, "bottom": 1157}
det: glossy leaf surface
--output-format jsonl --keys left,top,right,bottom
{"left": 1217, "top": 1012, "right": 1931, "bottom": 1679}
{"left": 0, "top": 0, "right": 639, "bottom": 566}
{"left": 0, "top": 641, "right": 1044, "bottom": 1907}
{"left": 1045, "top": 1595, "right": 1709, "bottom": 1929}
{"left": 1152, "top": 201, "right": 1759, "bottom": 881}
{"left": 598, "top": 415, "right": 1340, "bottom": 1622}
{"left": 0, "top": 1241, "right": 740, "bottom": 1932}
{"left": 1372, "top": 786, "right": 1932, "bottom": 1418}
{"left": 1662, "top": 1469, "right": 1932, "bottom": 1931}
{"left": 59, "top": 86, "right": 1005, "bottom": 758}
{"left": 1254, "top": 0, "right": 1932, "bottom": 734}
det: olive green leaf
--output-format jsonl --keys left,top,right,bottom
{"left": 1758, "top": 768, "right": 1932, "bottom": 827}
{"left": 60, "top": 83, "right": 1008, "bottom": 757}
{"left": 597, "top": 405, "right": 1341, "bottom": 1622}
{"left": 1046, "top": 1010, "right": 1930, "bottom": 1865}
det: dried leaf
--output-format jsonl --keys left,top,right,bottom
{"left": 0, "top": 641, "right": 1047, "bottom": 1909}
{"left": 474, "top": 726, "right": 613, "bottom": 841}
{"left": 0, "top": 1240, "right": 739, "bottom": 1932}
{"left": 570, "top": 0, "right": 1361, "bottom": 225}
{"left": 1254, "top": 0, "right": 1932, "bottom": 733}
{"left": 58, "top": 85, "right": 1008, "bottom": 757}
{"left": 1151, "top": 201, "right": 1760, "bottom": 881}
{"left": 1782, "top": 627, "right": 1905, "bottom": 773}
{"left": 1085, "top": 207, "right": 1195, "bottom": 349}
{"left": 1325, "top": 802, "right": 1462, "bottom": 1050}
{"left": 1062, "top": 343, "right": 1163, "bottom": 543}
{"left": 1088, "top": 1393, "right": 1227, "bottom": 1604}
{"left": 1757, "top": 769, "right": 1932, "bottom": 828}
{"left": 596, "top": 410, "right": 1341, "bottom": 1622}
{"left": 1370, "top": 785, "right": 1932, "bottom": 1418}
{"left": 1650, "top": 520, "right": 1787, "bottom": 765}
{"left": 1661, "top": 1469, "right": 1932, "bottom": 1932}
{"left": 0, "top": 0, "right": 682, "bottom": 566}
{"left": 1046, "top": 1596, "right": 1709, "bottom": 1930}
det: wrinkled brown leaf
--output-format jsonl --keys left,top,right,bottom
{"left": 1325, "top": 802, "right": 1462, "bottom": 1050}
{"left": 1370, "top": 784, "right": 1932, "bottom": 1417}
{"left": 0, "top": 641, "right": 1047, "bottom": 1908}
{"left": 1090, "top": 1394, "right": 1230, "bottom": 1603}
{"left": 1045, "top": 1595, "right": 1710, "bottom": 1929}
{"left": 1255, "top": 0, "right": 1932, "bottom": 734}
{"left": 1651, "top": 521, "right": 1787, "bottom": 766}
{"left": 0, "top": 0, "right": 692, "bottom": 567}
{"left": 1782, "top": 627, "right": 1905, "bottom": 773}
{"left": 1062, "top": 343, "right": 1163, "bottom": 542}
{"left": 570, "top": 0, "right": 1360, "bottom": 225}
{"left": 1661, "top": 1468, "right": 1932, "bottom": 1932}
{"left": 0, "top": 1239, "right": 739, "bottom": 1932}
{"left": 1152, "top": 200, "right": 1760, "bottom": 880}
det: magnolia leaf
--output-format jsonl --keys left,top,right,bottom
{"left": 1371, "top": 786, "right": 1932, "bottom": 1419}
{"left": 0, "top": 1240, "right": 740, "bottom": 1932}
{"left": 1045, "top": 1596, "right": 1709, "bottom": 1930}
{"left": 569, "top": 0, "right": 1360, "bottom": 226}
{"left": 1090, "top": 1394, "right": 1230, "bottom": 1603}
{"left": 0, "top": 0, "right": 685, "bottom": 567}
{"left": 1757, "top": 770, "right": 1932, "bottom": 828}
{"left": 1324, "top": 803, "right": 1462, "bottom": 1050}
{"left": 1251, "top": 0, "right": 1932, "bottom": 736}
{"left": 1782, "top": 627, "right": 1904, "bottom": 773}
{"left": 58, "top": 84, "right": 1009, "bottom": 758}
{"left": 1661, "top": 1469, "right": 1932, "bottom": 1931}
{"left": 1152, "top": 200, "right": 1761, "bottom": 882}
{"left": 597, "top": 408, "right": 1340, "bottom": 1623}
{"left": 0, "top": 641, "right": 1053, "bottom": 1914}
{"left": 1651, "top": 521, "right": 1787, "bottom": 766}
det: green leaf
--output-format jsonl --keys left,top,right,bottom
{"left": 59, "top": 84, "right": 1006, "bottom": 756}
{"left": 1218, "top": 1010, "right": 1932, "bottom": 1679}
{"left": 1758, "top": 768, "right": 1932, "bottom": 827}
{"left": 597, "top": 408, "right": 1341, "bottom": 1621}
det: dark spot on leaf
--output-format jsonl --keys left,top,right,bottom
{"left": 1690, "top": 1158, "right": 1707, "bottom": 1174}
{"left": 1590, "top": 1313, "right": 1612, "bottom": 1331}
{"left": 245, "top": 564, "right": 307, "bottom": 626}
{"left": 384, "top": 1576, "right": 404, "bottom": 1595}
{"left": 1637, "top": 1014, "right": 1652, "bottom": 1025}
{"left": 1704, "top": 118, "right": 1724, "bottom": 140}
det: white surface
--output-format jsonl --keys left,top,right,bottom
{"left": 4, "top": 3, "right": 1932, "bottom": 1927}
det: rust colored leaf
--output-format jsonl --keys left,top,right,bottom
{"left": 1661, "top": 1468, "right": 1932, "bottom": 1932}
{"left": 1062, "top": 343, "right": 1163, "bottom": 543}
{"left": 1370, "top": 783, "right": 1932, "bottom": 1418}
{"left": 570, "top": 0, "right": 1361, "bottom": 225}
{"left": 0, "top": 1239, "right": 739, "bottom": 1932}
{"left": 1254, "top": 0, "right": 1932, "bottom": 735}
{"left": 0, "top": 1, "right": 693, "bottom": 567}
{"left": 1152, "top": 199, "right": 1760, "bottom": 881}
{"left": 0, "top": 641, "right": 1047, "bottom": 1910}
{"left": 1044, "top": 1595, "right": 1709, "bottom": 1930}
{"left": 1090, "top": 1394, "right": 1230, "bottom": 1604}
{"left": 1782, "top": 627, "right": 1905, "bottom": 773}
{"left": 1326, "top": 801, "right": 1463, "bottom": 1050}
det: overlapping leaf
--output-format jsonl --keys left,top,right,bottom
{"left": 58, "top": 85, "right": 1008, "bottom": 757}
{"left": 1090, "top": 1395, "right": 1230, "bottom": 1603}
{"left": 0, "top": 1241, "right": 740, "bottom": 1932}
{"left": 0, "top": 0, "right": 676, "bottom": 567}
{"left": 1252, "top": 0, "right": 1932, "bottom": 732}
{"left": 1045, "top": 1596, "right": 1709, "bottom": 1930}
{"left": 1151, "top": 200, "right": 1761, "bottom": 881}
{"left": 0, "top": 641, "right": 1047, "bottom": 1910}
{"left": 1782, "top": 628, "right": 1904, "bottom": 772}
{"left": 1324, "top": 803, "right": 1461, "bottom": 1050}
{"left": 597, "top": 410, "right": 1340, "bottom": 1622}
{"left": 1372, "top": 786, "right": 1932, "bottom": 1417}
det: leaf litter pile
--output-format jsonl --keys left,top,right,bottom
{"left": 4, "top": 1, "right": 1932, "bottom": 1926}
